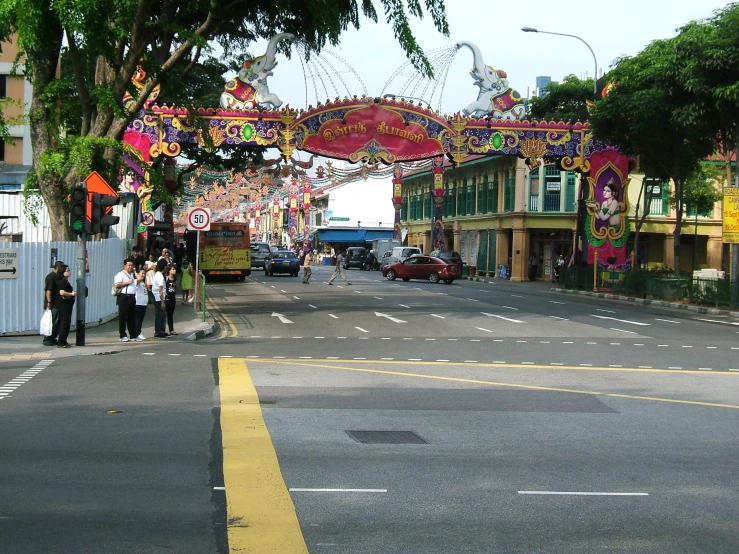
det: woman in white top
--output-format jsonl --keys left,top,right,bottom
{"left": 152, "top": 258, "right": 168, "bottom": 338}
{"left": 133, "top": 268, "right": 149, "bottom": 341}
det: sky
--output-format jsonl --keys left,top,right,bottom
{"left": 255, "top": 0, "right": 732, "bottom": 118}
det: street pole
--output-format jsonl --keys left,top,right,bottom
{"left": 522, "top": 27, "right": 598, "bottom": 266}
{"left": 75, "top": 231, "right": 87, "bottom": 346}
{"left": 732, "top": 132, "right": 739, "bottom": 307}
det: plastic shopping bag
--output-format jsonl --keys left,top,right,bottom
{"left": 39, "top": 309, "right": 53, "bottom": 336}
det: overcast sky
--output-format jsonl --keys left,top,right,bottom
{"left": 254, "top": 0, "right": 731, "bottom": 118}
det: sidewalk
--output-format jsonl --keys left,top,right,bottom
{"left": 461, "top": 273, "right": 739, "bottom": 318}
{"left": 0, "top": 302, "right": 215, "bottom": 361}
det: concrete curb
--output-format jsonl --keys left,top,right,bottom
{"left": 186, "top": 323, "right": 214, "bottom": 341}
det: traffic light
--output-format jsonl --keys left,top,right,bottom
{"left": 68, "top": 185, "right": 87, "bottom": 235}
{"left": 87, "top": 192, "right": 121, "bottom": 235}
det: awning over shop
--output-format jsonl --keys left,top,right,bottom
{"left": 310, "top": 228, "right": 394, "bottom": 244}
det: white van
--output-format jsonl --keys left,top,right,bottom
{"left": 383, "top": 246, "right": 422, "bottom": 267}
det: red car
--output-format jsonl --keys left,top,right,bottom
{"left": 382, "top": 255, "right": 460, "bottom": 284}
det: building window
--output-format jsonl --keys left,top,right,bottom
{"left": 487, "top": 177, "right": 498, "bottom": 213}
{"left": 477, "top": 175, "right": 487, "bottom": 213}
{"left": 529, "top": 169, "right": 540, "bottom": 211}
{"left": 504, "top": 169, "right": 515, "bottom": 212}
{"left": 543, "top": 165, "right": 561, "bottom": 212}
{"left": 0, "top": 139, "right": 4, "bottom": 162}
{"left": 315, "top": 212, "right": 322, "bottom": 227}
{"left": 565, "top": 171, "right": 577, "bottom": 212}
{"left": 465, "top": 180, "right": 474, "bottom": 215}
{"left": 423, "top": 190, "right": 432, "bottom": 219}
{"left": 401, "top": 197, "right": 408, "bottom": 220}
{"left": 0, "top": 76, "right": 6, "bottom": 99}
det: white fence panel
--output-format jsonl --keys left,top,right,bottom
{"left": 0, "top": 238, "right": 126, "bottom": 335}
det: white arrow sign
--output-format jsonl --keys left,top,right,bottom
{"left": 375, "top": 311, "right": 406, "bottom": 323}
{"left": 481, "top": 312, "right": 523, "bottom": 323}
{"left": 272, "top": 312, "right": 293, "bottom": 324}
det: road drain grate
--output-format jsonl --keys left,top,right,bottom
{"left": 346, "top": 430, "right": 428, "bottom": 444}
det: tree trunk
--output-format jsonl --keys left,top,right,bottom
{"left": 28, "top": 25, "right": 67, "bottom": 240}
{"left": 673, "top": 179, "right": 683, "bottom": 274}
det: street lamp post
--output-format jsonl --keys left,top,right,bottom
{"left": 521, "top": 27, "right": 598, "bottom": 99}
{"left": 522, "top": 27, "right": 599, "bottom": 267}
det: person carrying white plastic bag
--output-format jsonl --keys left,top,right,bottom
{"left": 39, "top": 308, "right": 53, "bottom": 336}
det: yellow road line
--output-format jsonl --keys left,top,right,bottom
{"left": 208, "top": 295, "right": 238, "bottom": 338}
{"left": 218, "top": 358, "right": 307, "bottom": 553}
{"left": 250, "top": 358, "right": 739, "bottom": 411}
{"left": 241, "top": 357, "right": 739, "bottom": 376}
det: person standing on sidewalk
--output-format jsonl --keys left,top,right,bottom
{"left": 302, "top": 250, "right": 313, "bottom": 283}
{"left": 152, "top": 259, "right": 168, "bottom": 338}
{"left": 180, "top": 260, "right": 194, "bottom": 304}
{"left": 327, "top": 250, "right": 351, "bottom": 286}
{"left": 164, "top": 265, "right": 178, "bottom": 335}
{"left": 133, "top": 268, "right": 149, "bottom": 341}
{"left": 42, "top": 260, "right": 65, "bottom": 346}
{"left": 55, "top": 265, "right": 77, "bottom": 348}
{"left": 114, "top": 258, "right": 137, "bottom": 342}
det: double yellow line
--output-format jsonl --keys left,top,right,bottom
{"left": 207, "top": 295, "right": 238, "bottom": 339}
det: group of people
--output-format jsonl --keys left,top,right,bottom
{"left": 41, "top": 246, "right": 196, "bottom": 347}
{"left": 114, "top": 250, "right": 195, "bottom": 342}
{"left": 298, "top": 247, "right": 351, "bottom": 286}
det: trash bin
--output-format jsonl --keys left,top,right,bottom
{"left": 462, "top": 264, "right": 470, "bottom": 277}
{"left": 470, "top": 266, "right": 476, "bottom": 278}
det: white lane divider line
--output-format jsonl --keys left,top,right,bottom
{"left": 475, "top": 327, "right": 493, "bottom": 333}
{"left": 611, "top": 328, "right": 638, "bottom": 334}
{"left": 293, "top": 296, "right": 300, "bottom": 300}
{"left": 290, "top": 488, "right": 387, "bottom": 493}
{"left": 511, "top": 294, "right": 524, "bottom": 298}
{"left": 481, "top": 312, "right": 524, "bottom": 323}
{"left": 550, "top": 316, "right": 569, "bottom": 320}
{"left": 0, "top": 360, "right": 54, "bottom": 399}
{"left": 655, "top": 318, "right": 681, "bottom": 324}
{"left": 694, "top": 317, "right": 739, "bottom": 326}
{"left": 355, "top": 290, "right": 362, "bottom": 294}
{"left": 519, "top": 491, "right": 648, "bottom": 497}
{"left": 550, "top": 301, "right": 565, "bottom": 305}
{"left": 329, "top": 314, "right": 339, "bottom": 319}
{"left": 501, "top": 305, "right": 519, "bottom": 310}
{"left": 592, "top": 315, "right": 650, "bottom": 326}
{"left": 280, "top": 290, "right": 287, "bottom": 293}
{"left": 399, "top": 304, "right": 410, "bottom": 309}
{"left": 596, "top": 309, "right": 617, "bottom": 313}
{"left": 309, "top": 304, "right": 318, "bottom": 309}
{"left": 431, "top": 314, "right": 445, "bottom": 319}
{"left": 374, "top": 297, "right": 383, "bottom": 300}
{"left": 355, "top": 327, "right": 369, "bottom": 333}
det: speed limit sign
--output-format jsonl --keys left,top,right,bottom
{"left": 187, "top": 207, "right": 211, "bottom": 231}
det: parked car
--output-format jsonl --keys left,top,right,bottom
{"left": 430, "top": 250, "right": 463, "bottom": 269}
{"left": 383, "top": 246, "right": 422, "bottom": 267}
{"left": 250, "top": 242, "right": 274, "bottom": 270}
{"left": 264, "top": 250, "right": 300, "bottom": 276}
{"left": 380, "top": 251, "right": 394, "bottom": 269}
{"left": 344, "top": 247, "right": 368, "bottom": 270}
{"left": 382, "top": 255, "right": 461, "bottom": 284}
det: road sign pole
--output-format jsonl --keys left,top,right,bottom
{"left": 195, "top": 230, "right": 201, "bottom": 311}
{"left": 75, "top": 232, "right": 87, "bottom": 346}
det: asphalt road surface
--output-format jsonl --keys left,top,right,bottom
{"left": 2, "top": 265, "right": 738, "bottom": 553}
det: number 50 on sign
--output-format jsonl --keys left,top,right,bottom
{"left": 187, "top": 207, "right": 211, "bottom": 231}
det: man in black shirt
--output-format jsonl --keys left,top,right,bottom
{"left": 131, "top": 246, "right": 146, "bottom": 272}
{"left": 42, "top": 260, "right": 65, "bottom": 346}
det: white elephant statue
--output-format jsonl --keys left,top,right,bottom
{"left": 456, "top": 41, "right": 525, "bottom": 120}
{"left": 220, "top": 33, "right": 295, "bottom": 110}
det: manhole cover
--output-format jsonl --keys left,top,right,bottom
{"left": 346, "top": 430, "right": 428, "bottom": 444}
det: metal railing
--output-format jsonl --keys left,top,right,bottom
{"left": 559, "top": 266, "right": 736, "bottom": 308}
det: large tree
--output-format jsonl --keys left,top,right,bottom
{"left": 590, "top": 37, "right": 715, "bottom": 273}
{"left": 0, "top": 1, "right": 449, "bottom": 240}
{"left": 526, "top": 74, "right": 594, "bottom": 123}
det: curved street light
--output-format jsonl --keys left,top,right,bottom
{"left": 522, "top": 27, "right": 598, "bottom": 99}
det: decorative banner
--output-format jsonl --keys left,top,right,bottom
{"left": 295, "top": 98, "right": 453, "bottom": 163}
{"left": 585, "top": 149, "right": 631, "bottom": 266}
{"left": 723, "top": 187, "right": 739, "bottom": 244}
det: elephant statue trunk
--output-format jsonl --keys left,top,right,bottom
{"left": 456, "top": 41, "right": 486, "bottom": 83}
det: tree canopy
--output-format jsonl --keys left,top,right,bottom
{"left": 526, "top": 74, "right": 594, "bottom": 122}
{"left": 0, "top": 0, "right": 449, "bottom": 239}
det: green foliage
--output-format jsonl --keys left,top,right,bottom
{"left": 527, "top": 74, "right": 594, "bottom": 122}
{"left": 681, "top": 162, "right": 724, "bottom": 216}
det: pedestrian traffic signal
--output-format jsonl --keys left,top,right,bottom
{"left": 68, "top": 185, "right": 87, "bottom": 235}
{"left": 87, "top": 192, "right": 121, "bottom": 235}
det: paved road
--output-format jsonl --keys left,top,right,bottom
{"left": 1, "top": 266, "right": 738, "bottom": 553}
